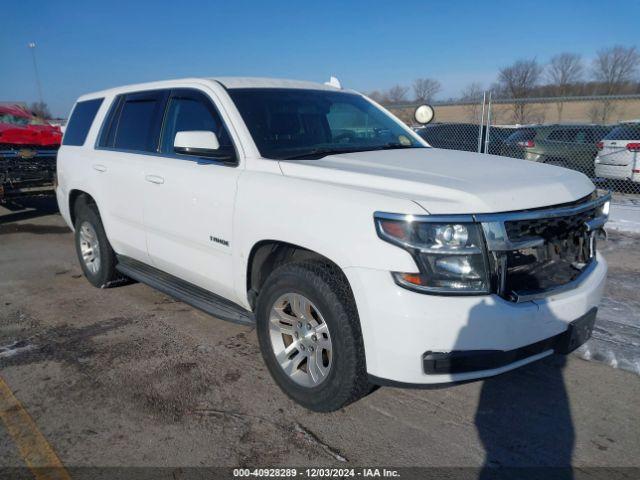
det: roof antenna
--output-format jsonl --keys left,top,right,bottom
{"left": 325, "top": 76, "right": 342, "bottom": 89}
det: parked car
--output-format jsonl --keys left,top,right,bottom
{"left": 0, "top": 105, "right": 62, "bottom": 147}
{"left": 57, "top": 78, "right": 609, "bottom": 411}
{"left": 414, "top": 123, "right": 513, "bottom": 155}
{"left": 0, "top": 105, "right": 62, "bottom": 201}
{"left": 501, "top": 124, "right": 610, "bottom": 177}
{"left": 595, "top": 121, "right": 640, "bottom": 185}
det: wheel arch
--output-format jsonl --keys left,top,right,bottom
{"left": 68, "top": 189, "right": 98, "bottom": 227}
{"left": 245, "top": 239, "right": 351, "bottom": 311}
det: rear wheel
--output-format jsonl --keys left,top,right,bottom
{"left": 256, "top": 261, "right": 371, "bottom": 411}
{"left": 74, "top": 202, "right": 125, "bottom": 288}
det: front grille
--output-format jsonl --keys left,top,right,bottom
{"left": 501, "top": 201, "right": 599, "bottom": 300}
{"left": 0, "top": 153, "right": 57, "bottom": 185}
{"left": 505, "top": 208, "right": 596, "bottom": 242}
{"left": 477, "top": 193, "right": 609, "bottom": 302}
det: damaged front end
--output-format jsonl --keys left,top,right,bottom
{"left": 0, "top": 146, "right": 58, "bottom": 201}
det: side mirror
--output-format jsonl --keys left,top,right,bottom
{"left": 414, "top": 104, "right": 435, "bottom": 125}
{"left": 174, "top": 130, "right": 220, "bottom": 157}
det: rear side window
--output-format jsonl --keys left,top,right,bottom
{"left": 62, "top": 98, "right": 103, "bottom": 146}
{"left": 547, "top": 129, "right": 567, "bottom": 142}
{"left": 605, "top": 124, "right": 640, "bottom": 141}
{"left": 99, "top": 91, "right": 167, "bottom": 152}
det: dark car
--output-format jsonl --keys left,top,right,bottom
{"left": 415, "top": 123, "right": 513, "bottom": 155}
{"left": 501, "top": 124, "right": 611, "bottom": 177}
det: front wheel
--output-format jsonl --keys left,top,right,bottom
{"left": 256, "top": 262, "right": 371, "bottom": 412}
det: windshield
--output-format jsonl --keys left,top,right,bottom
{"left": 228, "top": 88, "right": 425, "bottom": 159}
{"left": 0, "top": 113, "right": 48, "bottom": 126}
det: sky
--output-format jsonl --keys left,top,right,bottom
{"left": 2, "top": 0, "right": 639, "bottom": 117}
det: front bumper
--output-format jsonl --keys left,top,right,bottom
{"left": 344, "top": 253, "right": 607, "bottom": 385}
{"left": 422, "top": 307, "right": 596, "bottom": 375}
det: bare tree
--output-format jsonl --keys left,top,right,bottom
{"left": 413, "top": 78, "right": 441, "bottom": 103}
{"left": 29, "top": 101, "right": 51, "bottom": 119}
{"left": 460, "top": 82, "right": 484, "bottom": 123}
{"left": 591, "top": 45, "right": 640, "bottom": 122}
{"left": 366, "top": 90, "right": 388, "bottom": 104}
{"left": 547, "top": 53, "right": 583, "bottom": 121}
{"left": 497, "top": 58, "right": 542, "bottom": 123}
{"left": 386, "top": 85, "right": 409, "bottom": 104}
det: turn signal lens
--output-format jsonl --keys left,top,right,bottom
{"left": 379, "top": 220, "right": 410, "bottom": 241}
{"left": 399, "top": 273, "right": 423, "bottom": 285}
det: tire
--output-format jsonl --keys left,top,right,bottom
{"left": 256, "top": 261, "right": 371, "bottom": 412}
{"left": 74, "top": 201, "right": 124, "bottom": 288}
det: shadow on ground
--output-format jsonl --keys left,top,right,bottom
{"left": 0, "top": 196, "right": 59, "bottom": 224}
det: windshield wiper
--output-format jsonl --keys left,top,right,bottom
{"left": 279, "top": 147, "right": 371, "bottom": 160}
{"left": 372, "top": 142, "right": 423, "bottom": 150}
{"left": 279, "top": 143, "right": 423, "bottom": 160}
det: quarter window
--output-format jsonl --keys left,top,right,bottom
{"left": 63, "top": 98, "right": 103, "bottom": 146}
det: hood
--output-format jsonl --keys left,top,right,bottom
{"left": 278, "top": 148, "right": 594, "bottom": 214}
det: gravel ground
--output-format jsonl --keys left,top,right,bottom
{"left": 1, "top": 197, "right": 639, "bottom": 474}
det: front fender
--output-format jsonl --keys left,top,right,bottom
{"left": 232, "top": 170, "right": 425, "bottom": 307}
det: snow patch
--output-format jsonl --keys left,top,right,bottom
{"left": 608, "top": 199, "right": 640, "bottom": 234}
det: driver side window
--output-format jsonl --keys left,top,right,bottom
{"left": 160, "top": 91, "right": 233, "bottom": 155}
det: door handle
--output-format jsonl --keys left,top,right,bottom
{"left": 93, "top": 164, "right": 107, "bottom": 172}
{"left": 145, "top": 174, "right": 165, "bottom": 185}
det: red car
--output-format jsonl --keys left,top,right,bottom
{"left": 0, "top": 105, "right": 61, "bottom": 201}
{"left": 0, "top": 105, "right": 62, "bottom": 147}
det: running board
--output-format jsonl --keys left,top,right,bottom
{"left": 116, "top": 256, "right": 254, "bottom": 326}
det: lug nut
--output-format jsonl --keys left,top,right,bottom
{"left": 297, "top": 321, "right": 303, "bottom": 328}
{"left": 311, "top": 335, "right": 317, "bottom": 342}
{"left": 308, "top": 346, "right": 314, "bottom": 352}
{"left": 300, "top": 345, "right": 306, "bottom": 351}
{"left": 294, "top": 332, "right": 299, "bottom": 339}
{"left": 306, "top": 323, "right": 311, "bottom": 330}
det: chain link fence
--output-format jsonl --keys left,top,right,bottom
{"left": 387, "top": 94, "right": 640, "bottom": 197}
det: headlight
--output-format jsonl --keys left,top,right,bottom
{"left": 375, "top": 214, "right": 490, "bottom": 294}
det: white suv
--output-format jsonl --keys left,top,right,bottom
{"left": 57, "top": 77, "right": 610, "bottom": 411}
{"left": 595, "top": 121, "right": 640, "bottom": 185}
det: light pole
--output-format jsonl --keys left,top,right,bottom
{"left": 28, "top": 42, "right": 44, "bottom": 106}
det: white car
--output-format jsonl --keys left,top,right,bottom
{"left": 56, "top": 77, "right": 610, "bottom": 411}
{"left": 595, "top": 121, "right": 640, "bottom": 184}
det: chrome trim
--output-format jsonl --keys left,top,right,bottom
{"left": 510, "top": 259, "right": 598, "bottom": 303}
{"left": 374, "top": 211, "right": 475, "bottom": 223}
{"left": 473, "top": 192, "right": 611, "bottom": 223}
{"left": 0, "top": 149, "right": 58, "bottom": 158}
{"left": 481, "top": 221, "right": 545, "bottom": 252}
{"left": 585, "top": 215, "right": 607, "bottom": 232}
